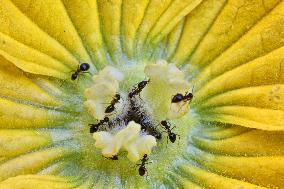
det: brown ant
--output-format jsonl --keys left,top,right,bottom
{"left": 137, "top": 154, "right": 151, "bottom": 176}
{"left": 129, "top": 79, "right": 150, "bottom": 98}
{"left": 105, "top": 93, "right": 121, "bottom": 113}
{"left": 89, "top": 117, "right": 109, "bottom": 133}
{"left": 71, "top": 63, "right": 90, "bottom": 80}
{"left": 160, "top": 120, "right": 180, "bottom": 143}
{"left": 103, "top": 155, "right": 118, "bottom": 160}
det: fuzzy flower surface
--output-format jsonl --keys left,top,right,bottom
{"left": 0, "top": 0, "right": 284, "bottom": 189}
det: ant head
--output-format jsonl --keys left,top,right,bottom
{"left": 169, "top": 133, "right": 176, "bottom": 143}
{"left": 104, "top": 117, "right": 110, "bottom": 122}
{"left": 80, "top": 63, "right": 90, "bottom": 71}
{"left": 112, "top": 155, "right": 118, "bottom": 160}
{"left": 128, "top": 92, "right": 134, "bottom": 98}
{"left": 143, "top": 154, "right": 148, "bottom": 158}
{"left": 160, "top": 120, "right": 167, "bottom": 126}
{"left": 115, "top": 93, "right": 121, "bottom": 100}
{"left": 185, "top": 92, "right": 193, "bottom": 100}
{"left": 89, "top": 124, "right": 99, "bottom": 133}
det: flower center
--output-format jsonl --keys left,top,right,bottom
{"left": 80, "top": 60, "right": 193, "bottom": 178}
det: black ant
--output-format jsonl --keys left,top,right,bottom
{"left": 129, "top": 79, "right": 150, "bottom": 98}
{"left": 89, "top": 117, "right": 109, "bottom": 133}
{"left": 137, "top": 154, "right": 151, "bottom": 176}
{"left": 160, "top": 120, "right": 180, "bottom": 143}
{"left": 103, "top": 155, "right": 118, "bottom": 160}
{"left": 105, "top": 93, "right": 121, "bottom": 113}
{"left": 171, "top": 91, "right": 193, "bottom": 103}
{"left": 71, "top": 63, "right": 90, "bottom": 80}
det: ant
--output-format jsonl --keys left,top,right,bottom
{"left": 71, "top": 63, "right": 90, "bottom": 80}
{"left": 137, "top": 154, "right": 151, "bottom": 176}
{"left": 89, "top": 117, "right": 109, "bottom": 133}
{"left": 171, "top": 91, "right": 193, "bottom": 103}
{"left": 105, "top": 93, "right": 121, "bottom": 113}
{"left": 129, "top": 79, "right": 150, "bottom": 98}
{"left": 160, "top": 120, "right": 180, "bottom": 143}
{"left": 171, "top": 86, "right": 194, "bottom": 103}
{"left": 103, "top": 155, "right": 118, "bottom": 160}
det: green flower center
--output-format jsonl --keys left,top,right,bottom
{"left": 67, "top": 59, "right": 195, "bottom": 182}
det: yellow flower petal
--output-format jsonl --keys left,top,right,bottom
{"left": 0, "top": 98, "right": 66, "bottom": 129}
{"left": 0, "top": 0, "right": 283, "bottom": 188}
{"left": 0, "top": 56, "right": 59, "bottom": 106}
{"left": 97, "top": 0, "right": 122, "bottom": 63}
{"left": 172, "top": 0, "right": 227, "bottom": 64}
{"left": 11, "top": 0, "right": 92, "bottom": 65}
{"left": 62, "top": 0, "right": 107, "bottom": 68}
{"left": 0, "top": 175, "right": 76, "bottom": 189}
{"left": 189, "top": 147, "right": 284, "bottom": 188}
{"left": 0, "top": 0, "right": 79, "bottom": 75}
{"left": 0, "top": 130, "right": 51, "bottom": 158}
{"left": 193, "top": 1, "right": 284, "bottom": 89}
{"left": 0, "top": 147, "right": 71, "bottom": 181}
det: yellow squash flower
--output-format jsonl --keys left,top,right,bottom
{"left": 0, "top": 0, "right": 283, "bottom": 188}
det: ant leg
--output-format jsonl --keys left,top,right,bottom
{"left": 155, "top": 123, "right": 161, "bottom": 128}
{"left": 144, "top": 162, "right": 152, "bottom": 165}
{"left": 170, "top": 126, "right": 176, "bottom": 131}
{"left": 76, "top": 74, "right": 81, "bottom": 83}
{"left": 177, "top": 133, "right": 181, "bottom": 139}
{"left": 176, "top": 134, "right": 181, "bottom": 145}
{"left": 68, "top": 70, "right": 74, "bottom": 74}
{"left": 169, "top": 103, "right": 173, "bottom": 112}
{"left": 137, "top": 94, "right": 144, "bottom": 102}
{"left": 105, "top": 110, "right": 116, "bottom": 117}
{"left": 82, "top": 71, "right": 92, "bottom": 76}
{"left": 133, "top": 164, "right": 141, "bottom": 169}
{"left": 145, "top": 169, "right": 149, "bottom": 179}
{"left": 177, "top": 102, "right": 188, "bottom": 113}
{"left": 59, "top": 79, "right": 67, "bottom": 87}
{"left": 166, "top": 135, "right": 169, "bottom": 145}
{"left": 191, "top": 85, "right": 195, "bottom": 94}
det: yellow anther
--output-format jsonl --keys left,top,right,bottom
{"left": 143, "top": 60, "right": 191, "bottom": 119}
{"left": 92, "top": 121, "right": 156, "bottom": 162}
{"left": 84, "top": 66, "right": 124, "bottom": 120}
